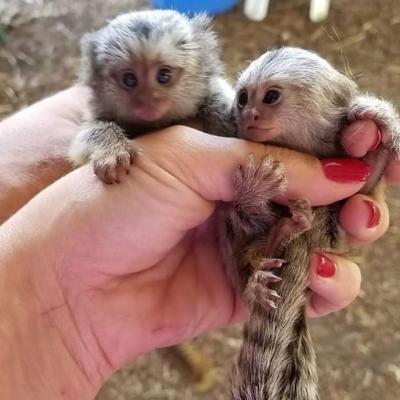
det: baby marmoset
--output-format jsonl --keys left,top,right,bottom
{"left": 68, "top": 9, "right": 235, "bottom": 391}
{"left": 221, "top": 47, "right": 400, "bottom": 400}
{"left": 69, "top": 9, "right": 235, "bottom": 184}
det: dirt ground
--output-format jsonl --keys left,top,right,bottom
{"left": 1, "top": 0, "right": 399, "bottom": 399}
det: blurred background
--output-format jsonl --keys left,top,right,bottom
{"left": 1, "top": 1, "right": 399, "bottom": 399}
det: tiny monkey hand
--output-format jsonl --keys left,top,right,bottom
{"left": 0, "top": 88, "right": 398, "bottom": 400}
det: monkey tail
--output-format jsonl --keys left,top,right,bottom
{"left": 230, "top": 233, "right": 319, "bottom": 400}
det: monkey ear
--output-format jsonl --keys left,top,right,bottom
{"left": 189, "top": 13, "right": 221, "bottom": 73}
{"left": 189, "top": 13, "right": 218, "bottom": 52}
{"left": 79, "top": 32, "right": 99, "bottom": 86}
{"left": 189, "top": 13, "right": 213, "bottom": 33}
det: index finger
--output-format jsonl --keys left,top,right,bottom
{"left": 266, "top": 146, "right": 369, "bottom": 205}
{"left": 136, "top": 127, "right": 369, "bottom": 207}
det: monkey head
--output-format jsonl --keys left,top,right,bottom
{"left": 235, "top": 47, "right": 358, "bottom": 157}
{"left": 80, "top": 10, "right": 222, "bottom": 126}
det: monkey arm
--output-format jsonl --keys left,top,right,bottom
{"left": 69, "top": 119, "right": 137, "bottom": 184}
{"left": 198, "top": 76, "right": 237, "bottom": 137}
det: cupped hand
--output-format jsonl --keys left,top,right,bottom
{"left": 0, "top": 87, "right": 398, "bottom": 380}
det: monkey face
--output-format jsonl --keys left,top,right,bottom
{"left": 235, "top": 82, "right": 291, "bottom": 143}
{"left": 107, "top": 61, "right": 184, "bottom": 123}
{"left": 81, "top": 10, "right": 220, "bottom": 126}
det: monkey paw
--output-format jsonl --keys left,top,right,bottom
{"left": 287, "top": 199, "right": 314, "bottom": 235}
{"left": 348, "top": 95, "right": 400, "bottom": 156}
{"left": 261, "top": 199, "right": 313, "bottom": 257}
{"left": 92, "top": 147, "right": 137, "bottom": 184}
{"left": 245, "top": 267, "right": 283, "bottom": 309}
{"left": 233, "top": 154, "right": 287, "bottom": 212}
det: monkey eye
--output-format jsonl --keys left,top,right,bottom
{"left": 157, "top": 67, "right": 173, "bottom": 84}
{"left": 121, "top": 71, "right": 137, "bottom": 89}
{"left": 263, "top": 89, "right": 281, "bottom": 105}
{"left": 237, "top": 90, "right": 248, "bottom": 109}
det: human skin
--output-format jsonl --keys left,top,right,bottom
{"left": 0, "top": 87, "right": 396, "bottom": 399}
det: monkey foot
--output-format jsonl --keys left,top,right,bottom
{"left": 244, "top": 265, "right": 283, "bottom": 309}
{"left": 263, "top": 199, "right": 314, "bottom": 257}
{"left": 233, "top": 154, "right": 287, "bottom": 213}
{"left": 93, "top": 149, "right": 136, "bottom": 184}
{"left": 258, "top": 257, "right": 286, "bottom": 270}
{"left": 287, "top": 199, "right": 314, "bottom": 234}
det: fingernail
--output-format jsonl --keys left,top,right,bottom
{"left": 315, "top": 253, "right": 336, "bottom": 278}
{"left": 321, "top": 159, "right": 370, "bottom": 183}
{"left": 369, "top": 128, "right": 382, "bottom": 151}
{"left": 364, "top": 200, "right": 381, "bottom": 228}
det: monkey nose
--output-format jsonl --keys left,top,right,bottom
{"left": 151, "top": 91, "right": 162, "bottom": 100}
{"left": 251, "top": 109, "right": 260, "bottom": 121}
{"left": 244, "top": 108, "right": 260, "bottom": 121}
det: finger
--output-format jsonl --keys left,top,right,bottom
{"left": 341, "top": 120, "right": 400, "bottom": 185}
{"left": 136, "top": 127, "right": 370, "bottom": 206}
{"left": 341, "top": 119, "right": 381, "bottom": 158}
{"left": 306, "top": 253, "right": 361, "bottom": 318}
{"left": 339, "top": 194, "right": 389, "bottom": 244}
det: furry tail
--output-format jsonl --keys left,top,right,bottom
{"left": 230, "top": 232, "right": 319, "bottom": 400}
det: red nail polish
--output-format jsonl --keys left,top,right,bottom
{"left": 316, "top": 253, "right": 336, "bottom": 278}
{"left": 364, "top": 200, "right": 381, "bottom": 228}
{"left": 321, "top": 159, "right": 370, "bottom": 183}
{"left": 369, "top": 128, "right": 382, "bottom": 151}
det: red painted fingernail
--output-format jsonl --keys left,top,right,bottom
{"left": 369, "top": 128, "right": 382, "bottom": 151}
{"left": 364, "top": 200, "right": 381, "bottom": 228}
{"left": 321, "top": 159, "right": 370, "bottom": 183}
{"left": 315, "top": 253, "right": 336, "bottom": 278}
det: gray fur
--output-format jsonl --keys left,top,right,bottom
{"left": 236, "top": 47, "right": 358, "bottom": 158}
{"left": 69, "top": 9, "right": 235, "bottom": 183}
{"left": 218, "top": 155, "right": 287, "bottom": 291}
{"left": 221, "top": 47, "right": 400, "bottom": 399}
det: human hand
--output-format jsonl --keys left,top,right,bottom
{"left": 0, "top": 88, "right": 398, "bottom": 399}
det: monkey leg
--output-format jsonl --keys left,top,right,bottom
{"left": 240, "top": 199, "right": 313, "bottom": 272}
{"left": 69, "top": 120, "right": 138, "bottom": 184}
{"left": 218, "top": 154, "right": 287, "bottom": 291}
{"left": 264, "top": 199, "right": 314, "bottom": 256}
{"left": 241, "top": 199, "right": 313, "bottom": 309}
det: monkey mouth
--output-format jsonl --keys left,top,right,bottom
{"left": 241, "top": 125, "right": 279, "bottom": 142}
{"left": 133, "top": 103, "right": 166, "bottom": 122}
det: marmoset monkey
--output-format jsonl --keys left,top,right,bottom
{"left": 69, "top": 9, "right": 235, "bottom": 184}
{"left": 69, "top": 9, "right": 237, "bottom": 391}
{"left": 220, "top": 47, "right": 400, "bottom": 400}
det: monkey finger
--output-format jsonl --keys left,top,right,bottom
{"left": 306, "top": 253, "right": 361, "bottom": 318}
{"left": 339, "top": 194, "right": 389, "bottom": 244}
{"left": 341, "top": 119, "right": 381, "bottom": 158}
